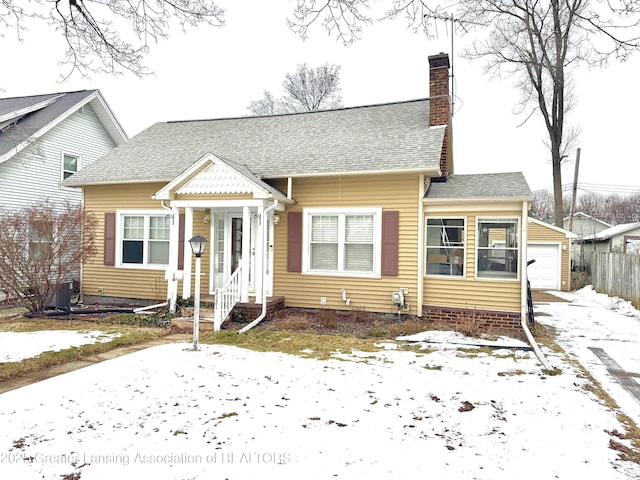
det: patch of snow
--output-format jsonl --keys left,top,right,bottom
{"left": 0, "top": 286, "right": 639, "bottom": 478}
{"left": 397, "top": 330, "right": 530, "bottom": 349}
{"left": 0, "top": 330, "right": 122, "bottom": 363}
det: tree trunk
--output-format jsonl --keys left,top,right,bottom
{"left": 552, "top": 145, "right": 564, "bottom": 227}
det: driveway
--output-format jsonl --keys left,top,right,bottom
{"left": 534, "top": 286, "right": 640, "bottom": 427}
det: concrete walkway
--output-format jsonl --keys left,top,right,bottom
{"left": 0, "top": 333, "right": 191, "bottom": 395}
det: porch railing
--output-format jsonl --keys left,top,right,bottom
{"left": 213, "top": 266, "right": 242, "bottom": 330}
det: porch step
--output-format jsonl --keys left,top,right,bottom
{"left": 201, "top": 294, "right": 216, "bottom": 304}
{"left": 171, "top": 317, "right": 216, "bottom": 333}
{"left": 233, "top": 296, "right": 285, "bottom": 321}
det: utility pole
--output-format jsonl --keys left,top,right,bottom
{"left": 568, "top": 148, "right": 581, "bottom": 232}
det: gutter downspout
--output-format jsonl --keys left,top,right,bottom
{"left": 134, "top": 301, "right": 168, "bottom": 314}
{"left": 239, "top": 199, "right": 279, "bottom": 333}
{"left": 521, "top": 202, "right": 553, "bottom": 370}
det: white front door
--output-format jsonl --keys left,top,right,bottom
{"left": 208, "top": 209, "right": 275, "bottom": 298}
{"left": 210, "top": 212, "right": 257, "bottom": 295}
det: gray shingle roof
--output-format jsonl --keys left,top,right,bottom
{"left": 64, "top": 99, "right": 445, "bottom": 186}
{"left": 425, "top": 172, "right": 532, "bottom": 200}
{"left": 0, "top": 90, "right": 127, "bottom": 163}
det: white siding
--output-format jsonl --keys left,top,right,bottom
{"left": 0, "top": 104, "right": 117, "bottom": 209}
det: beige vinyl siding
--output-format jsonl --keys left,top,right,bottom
{"left": 423, "top": 205, "right": 524, "bottom": 313}
{"left": 527, "top": 220, "right": 571, "bottom": 291}
{"left": 274, "top": 174, "right": 422, "bottom": 315}
{"left": 83, "top": 183, "right": 182, "bottom": 301}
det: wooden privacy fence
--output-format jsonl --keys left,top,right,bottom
{"left": 591, "top": 253, "right": 640, "bottom": 309}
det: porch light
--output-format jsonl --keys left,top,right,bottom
{"left": 188, "top": 234, "right": 208, "bottom": 351}
{"left": 188, "top": 234, "right": 208, "bottom": 258}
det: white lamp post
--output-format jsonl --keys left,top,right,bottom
{"left": 188, "top": 234, "right": 208, "bottom": 351}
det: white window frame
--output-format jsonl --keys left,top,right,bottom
{"left": 302, "top": 207, "right": 382, "bottom": 278}
{"left": 425, "top": 216, "right": 466, "bottom": 278}
{"left": 61, "top": 152, "right": 81, "bottom": 181}
{"left": 475, "top": 216, "right": 520, "bottom": 281}
{"left": 115, "top": 210, "right": 171, "bottom": 270}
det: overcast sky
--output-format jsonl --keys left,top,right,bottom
{"left": 3, "top": 1, "right": 639, "bottom": 193}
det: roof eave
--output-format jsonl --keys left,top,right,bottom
{"left": 265, "top": 166, "right": 441, "bottom": 179}
{"left": 424, "top": 196, "right": 533, "bottom": 204}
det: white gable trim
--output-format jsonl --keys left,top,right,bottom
{"left": 152, "top": 152, "right": 288, "bottom": 201}
{"left": 528, "top": 217, "right": 578, "bottom": 239}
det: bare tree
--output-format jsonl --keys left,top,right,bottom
{"left": 531, "top": 189, "right": 555, "bottom": 220}
{"left": 248, "top": 63, "right": 343, "bottom": 115}
{"left": 248, "top": 91, "right": 284, "bottom": 116}
{"left": 1, "top": 1, "right": 225, "bottom": 79}
{"left": 287, "top": 1, "right": 640, "bottom": 228}
{"left": 0, "top": 201, "right": 97, "bottom": 313}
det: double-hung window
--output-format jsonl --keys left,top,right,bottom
{"left": 425, "top": 217, "right": 465, "bottom": 276}
{"left": 120, "top": 213, "right": 170, "bottom": 267}
{"left": 29, "top": 222, "right": 54, "bottom": 262}
{"left": 304, "top": 208, "right": 381, "bottom": 276}
{"left": 62, "top": 153, "right": 79, "bottom": 180}
{"left": 476, "top": 218, "right": 519, "bottom": 279}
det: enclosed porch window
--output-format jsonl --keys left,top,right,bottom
{"left": 476, "top": 218, "right": 519, "bottom": 279}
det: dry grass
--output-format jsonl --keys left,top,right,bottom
{"left": 201, "top": 328, "right": 385, "bottom": 360}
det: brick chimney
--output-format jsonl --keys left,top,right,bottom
{"left": 428, "top": 53, "right": 452, "bottom": 180}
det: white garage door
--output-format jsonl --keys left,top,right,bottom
{"left": 527, "top": 243, "right": 561, "bottom": 290}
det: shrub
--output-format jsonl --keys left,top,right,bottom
{"left": 351, "top": 305, "right": 370, "bottom": 323}
{"left": 455, "top": 310, "right": 482, "bottom": 338}
{"left": 317, "top": 308, "right": 338, "bottom": 329}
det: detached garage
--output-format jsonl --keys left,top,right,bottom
{"left": 527, "top": 218, "right": 576, "bottom": 292}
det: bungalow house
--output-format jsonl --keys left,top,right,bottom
{"left": 0, "top": 90, "right": 127, "bottom": 209}
{"left": 64, "top": 54, "right": 534, "bottom": 333}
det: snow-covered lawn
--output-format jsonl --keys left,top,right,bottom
{"left": 0, "top": 330, "right": 122, "bottom": 363}
{"left": 0, "top": 287, "right": 638, "bottom": 479}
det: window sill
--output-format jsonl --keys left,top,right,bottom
{"left": 304, "top": 270, "right": 380, "bottom": 280}
{"left": 116, "top": 264, "right": 169, "bottom": 271}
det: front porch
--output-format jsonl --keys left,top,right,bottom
{"left": 154, "top": 152, "right": 293, "bottom": 332}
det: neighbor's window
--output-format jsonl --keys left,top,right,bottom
{"left": 425, "top": 217, "right": 465, "bottom": 276}
{"left": 476, "top": 218, "right": 519, "bottom": 279}
{"left": 62, "top": 153, "right": 79, "bottom": 180}
{"left": 305, "top": 208, "right": 380, "bottom": 276}
{"left": 29, "top": 222, "right": 54, "bottom": 261}
{"left": 121, "top": 214, "right": 170, "bottom": 266}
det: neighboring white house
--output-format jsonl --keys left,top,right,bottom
{"left": 563, "top": 212, "right": 613, "bottom": 269}
{"left": 574, "top": 221, "right": 640, "bottom": 269}
{"left": 563, "top": 212, "right": 612, "bottom": 237}
{"left": 0, "top": 90, "right": 127, "bottom": 209}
